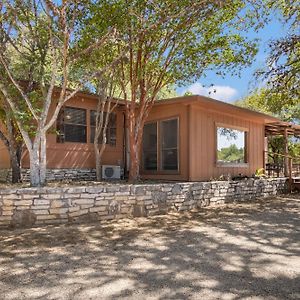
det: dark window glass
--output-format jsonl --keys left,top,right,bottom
{"left": 143, "top": 122, "right": 157, "bottom": 170}
{"left": 57, "top": 107, "right": 87, "bottom": 143}
{"left": 90, "top": 111, "right": 117, "bottom": 146}
{"left": 161, "top": 119, "right": 178, "bottom": 170}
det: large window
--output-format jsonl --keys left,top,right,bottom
{"left": 142, "top": 118, "right": 178, "bottom": 172}
{"left": 143, "top": 122, "right": 158, "bottom": 170}
{"left": 216, "top": 126, "right": 247, "bottom": 164}
{"left": 57, "top": 107, "right": 87, "bottom": 143}
{"left": 161, "top": 119, "right": 178, "bottom": 170}
{"left": 90, "top": 111, "right": 117, "bottom": 146}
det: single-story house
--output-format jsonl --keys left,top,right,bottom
{"left": 0, "top": 92, "right": 288, "bottom": 181}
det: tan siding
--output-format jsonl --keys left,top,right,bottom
{"left": 0, "top": 141, "right": 10, "bottom": 168}
{"left": 22, "top": 96, "right": 124, "bottom": 169}
{"left": 190, "top": 104, "right": 265, "bottom": 181}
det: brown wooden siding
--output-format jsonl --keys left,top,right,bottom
{"left": 189, "top": 104, "right": 265, "bottom": 181}
{"left": 0, "top": 141, "right": 10, "bottom": 168}
{"left": 0, "top": 94, "right": 270, "bottom": 182}
{"left": 21, "top": 95, "right": 125, "bottom": 169}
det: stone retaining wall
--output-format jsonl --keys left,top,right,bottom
{"left": 0, "top": 168, "right": 97, "bottom": 183}
{"left": 0, "top": 178, "right": 287, "bottom": 228}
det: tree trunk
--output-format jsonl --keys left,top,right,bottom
{"left": 29, "top": 149, "right": 41, "bottom": 187}
{"left": 40, "top": 134, "right": 47, "bottom": 184}
{"left": 29, "top": 136, "right": 47, "bottom": 187}
{"left": 94, "top": 142, "right": 102, "bottom": 181}
{"left": 5, "top": 116, "right": 22, "bottom": 183}
{"left": 9, "top": 145, "right": 21, "bottom": 183}
{"left": 128, "top": 116, "right": 143, "bottom": 182}
{"left": 128, "top": 142, "right": 140, "bottom": 182}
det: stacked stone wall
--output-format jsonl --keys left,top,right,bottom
{"left": 0, "top": 178, "right": 287, "bottom": 228}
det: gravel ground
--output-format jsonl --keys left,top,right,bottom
{"left": 0, "top": 195, "right": 299, "bottom": 300}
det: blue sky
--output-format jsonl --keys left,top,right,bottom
{"left": 177, "top": 16, "right": 288, "bottom": 103}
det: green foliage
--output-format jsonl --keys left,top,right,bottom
{"left": 80, "top": 0, "right": 262, "bottom": 95}
{"left": 236, "top": 89, "right": 300, "bottom": 159}
{"left": 217, "top": 144, "right": 244, "bottom": 163}
{"left": 236, "top": 88, "right": 299, "bottom": 123}
{"left": 255, "top": 1, "right": 300, "bottom": 107}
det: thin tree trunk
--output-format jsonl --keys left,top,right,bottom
{"left": 9, "top": 145, "right": 21, "bottom": 183}
{"left": 29, "top": 138, "right": 47, "bottom": 187}
{"left": 128, "top": 144, "right": 140, "bottom": 182}
{"left": 128, "top": 114, "right": 144, "bottom": 182}
{"left": 94, "top": 142, "right": 102, "bottom": 181}
{"left": 40, "top": 133, "right": 47, "bottom": 185}
{"left": 29, "top": 151, "right": 41, "bottom": 187}
{"left": 5, "top": 115, "right": 22, "bottom": 183}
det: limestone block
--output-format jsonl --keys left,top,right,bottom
{"left": 34, "top": 209, "right": 49, "bottom": 215}
{"left": 51, "top": 200, "right": 67, "bottom": 208}
{"left": 3, "top": 200, "right": 14, "bottom": 206}
{"left": 34, "top": 199, "right": 50, "bottom": 206}
{"left": 16, "top": 200, "right": 32, "bottom": 206}
{"left": 72, "top": 199, "right": 94, "bottom": 205}
{"left": 86, "top": 187, "right": 103, "bottom": 193}
{"left": 89, "top": 206, "right": 106, "bottom": 213}
{"left": 69, "top": 209, "right": 88, "bottom": 217}
{"left": 36, "top": 214, "right": 57, "bottom": 220}
{"left": 95, "top": 200, "right": 109, "bottom": 206}
{"left": 50, "top": 208, "right": 69, "bottom": 215}
{"left": 80, "top": 204, "right": 94, "bottom": 209}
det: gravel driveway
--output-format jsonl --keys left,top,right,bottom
{"left": 0, "top": 196, "right": 299, "bottom": 300}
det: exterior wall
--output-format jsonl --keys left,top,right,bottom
{"left": 21, "top": 95, "right": 125, "bottom": 169}
{"left": 0, "top": 140, "right": 10, "bottom": 169}
{"left": 0, "top": 178, "right": 287, "bottom": 228}
{"left": 140, "top": 103, "right": 189, "bottom": 181}
{"left": 189, "top": 104, "right": 265, "bottom": 181}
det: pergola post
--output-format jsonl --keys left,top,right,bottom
{"left": 264, "top": 136, "right": 268, "bottom": 171}
{"left": 283, "top": 128, "right": 289, "bottom": 177}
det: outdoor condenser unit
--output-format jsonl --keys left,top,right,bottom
{"left": 102, "top": 165, "right": 121, "bottom": 179}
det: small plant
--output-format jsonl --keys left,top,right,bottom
{"left": 255, "top": 168, "right": 266, "bottom": 177}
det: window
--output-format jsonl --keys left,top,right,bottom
{"left": 90, "top": 111, "right": 117, "bottom": 146}
{"left": 57, "top": 107, "right": 87, "bottom": 143}
{"left": 161, "top": 119, "right": 178, "bottom": 170}
{"left": 142, "top": 118, "right": 179, "bottom": 172}
{"left": 216, "top": 126, "right": 247, "bottom": 164}
{"left": 143, "top": 122, "right": 158, "bottom": 170}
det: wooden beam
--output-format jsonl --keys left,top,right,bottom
{"left": 283, "top": 128, "right": 289, "bottom": 177}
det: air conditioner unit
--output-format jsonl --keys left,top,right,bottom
{"left": 102, "top": 165, "right": 121, "bottom": 179}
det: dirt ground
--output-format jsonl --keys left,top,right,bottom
{"left": 0, "top": 195, "right": 299, "bottom": 300}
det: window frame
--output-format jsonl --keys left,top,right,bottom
{"left": 160, "top": 118, "right": 179, "bottom": 172}
{"left": 215, "top": 122, "right": 249, "bottom": 168}
{"left": 142, "top": 116, "right": 180, "bottom": 174}
{"left": 89, "top": 110, "right": 117, "bottom": 147}
{"left": 142, "top": 121, "right": 158, "bottom": 171}
{"left": 57, "top": 106, "right": 87, "bottom": 144}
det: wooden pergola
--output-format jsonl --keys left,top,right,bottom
{"left": 265, "top": 121, "right": 300, "bottom": 137}
{"left": 265, "top": 121, "right": 300, "bottom": 187}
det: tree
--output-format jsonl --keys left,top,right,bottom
{"left": 0, "top": 0, "right": 120, "bottom": 186}
{"left": 236, "top": 89, "right": 300, "bottom": 162}
{"left": 218, "top": 144, "right": 244, "bottom": 163}
{"left": 0, "top": 99, "right": 23, "bottom": 183}
{"left": 256, "top": 1, "right": 299, "bottom": 109}
{"left": 93, "top": 76, "right": 120, "bottom": 181}
{"left": 88, "top": 0, "right": 262, "bottom": 181}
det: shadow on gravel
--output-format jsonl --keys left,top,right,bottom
{"left": 0, "top": 196, "right": 299, "bottom": 299}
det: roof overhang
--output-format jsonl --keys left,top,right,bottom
{"left": 153, "top": 95, "right": 279, "bottom": 123}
